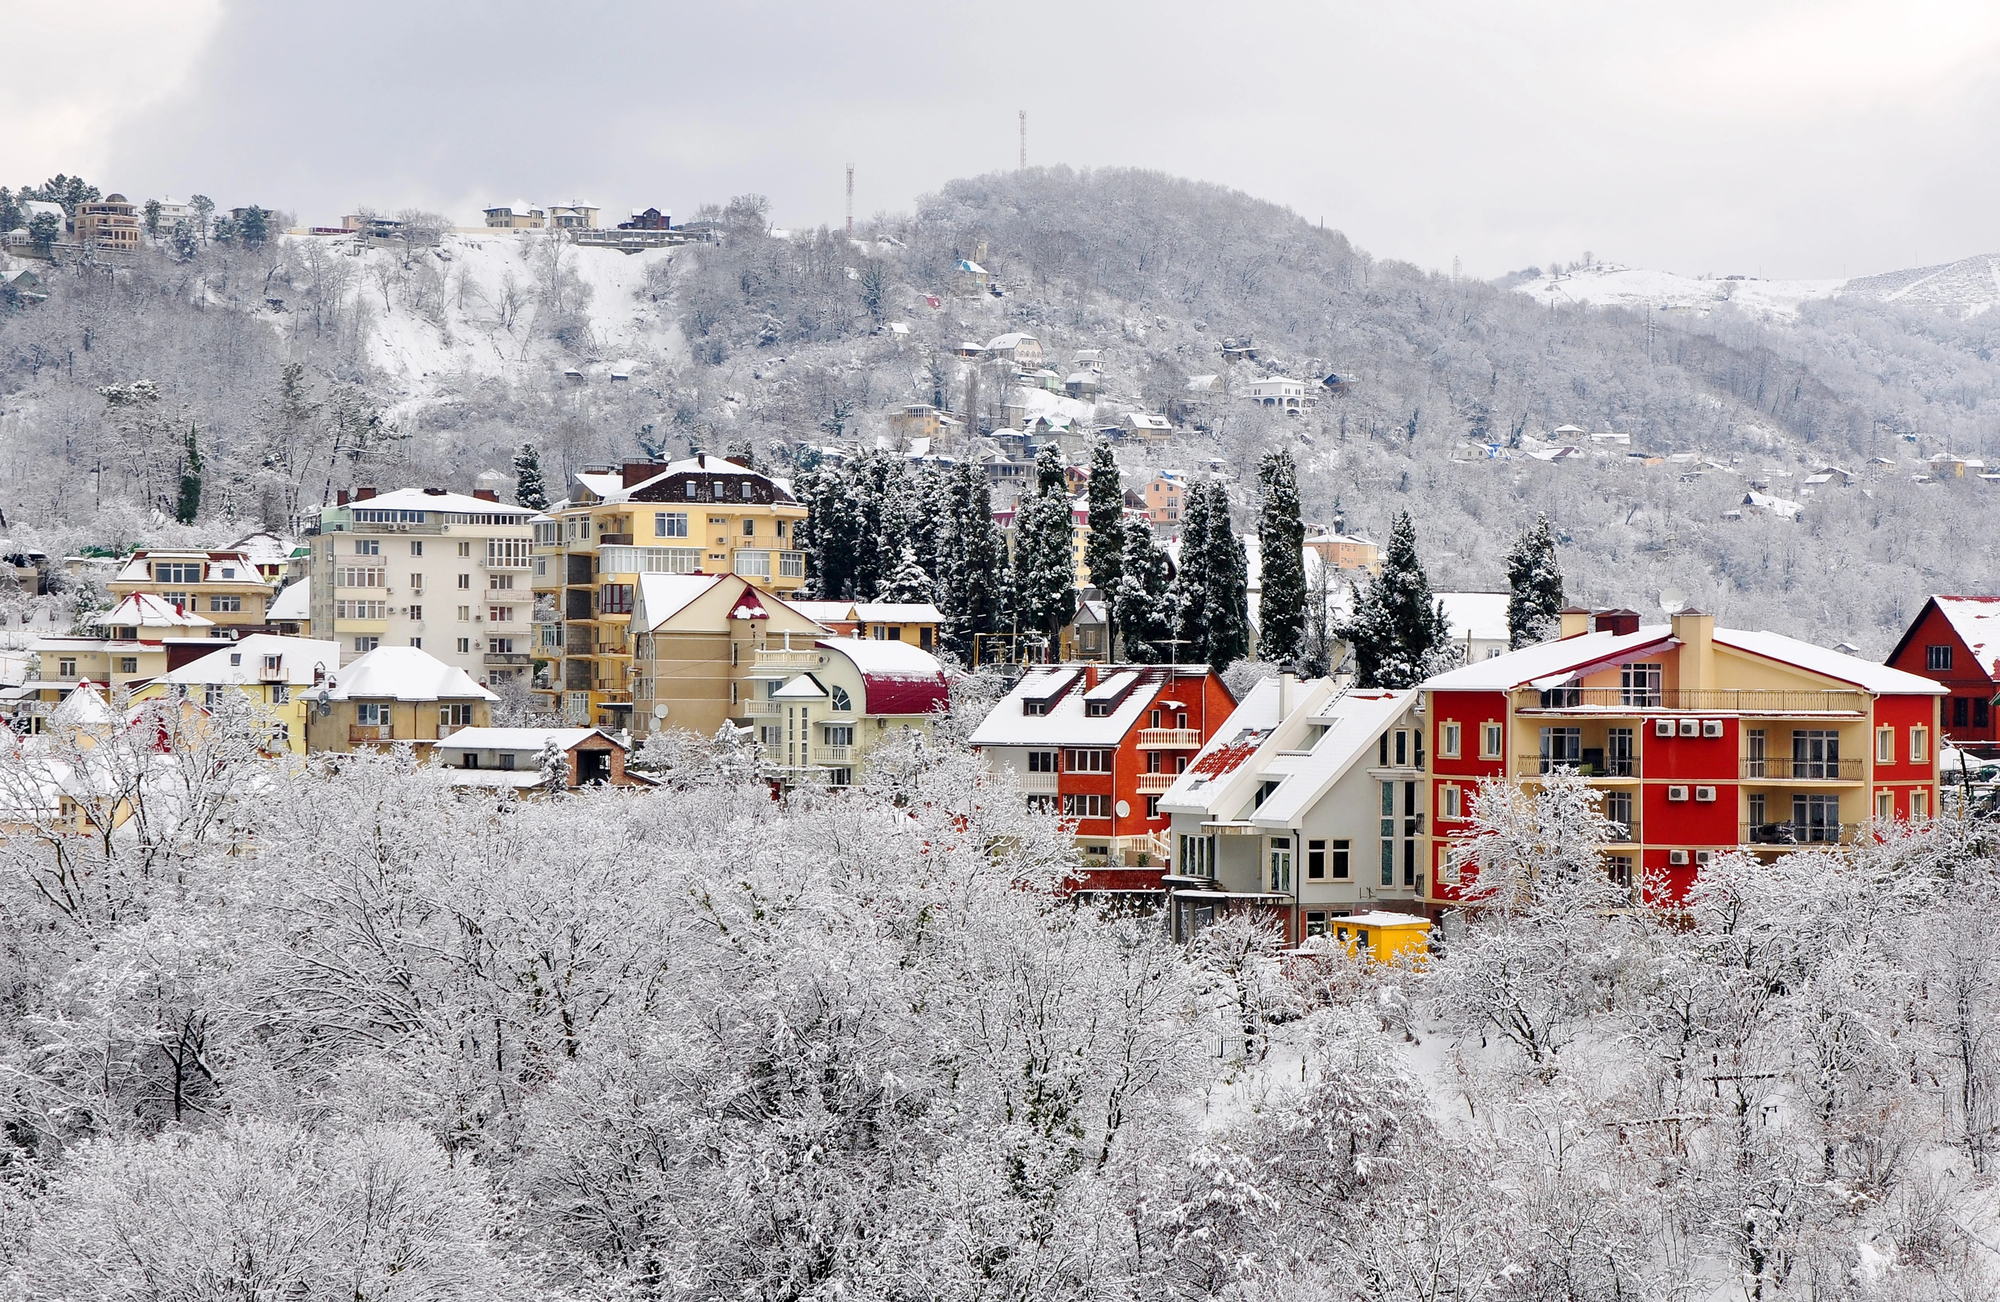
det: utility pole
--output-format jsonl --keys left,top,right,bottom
{"left": 845, "top": 163, "right": 853, "bottom": 239}
{"left": 1019, "top": 110, "right": 1027, "bottom": 170}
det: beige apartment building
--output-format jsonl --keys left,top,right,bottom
{"left": 108, "top": 549, "right": 277, "bottom": 632}
{"left": 532, "top": 456, "right": 809, "bottom": 728}
{"left": 307, "top": 487, "right": 538, "bottom": 687}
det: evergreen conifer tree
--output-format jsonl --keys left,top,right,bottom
{"left": 237, "top": 206, "right": 269, "bottom": 248}
{"left": 1255, "top": 450, "right": 1306, "bottom": 665}
{"left": 1506, "top": 515, "right": 1566, "bottom": 649}
{"left": 1083, "top": 442, "right": 1125, "bottom": 648}
{"left": 174, "top": 423, "right": 203, "bottom": 525}
{"left": 1201, "top": 489, "right": 1250, "bottom": 672}
{"left": 1112, "top": 519, "right": 1176, "bottom": 662}
{"left": 879, "top": 542, "right": 932, "bottom": 603}
{"left": 797, "top": 461, "right": 860, "bottom": 599}
{"left": 1172, "top": 482, "right": 1215, "bottom": 662}
{"left": 939, "top": 462, "right": 1003, "bottom": 662}
{"left": 1013, "top": 445, "right": 1078, "bottom": 659}
{"left": 1342, "top": 512, "right": 1450, "bottom": 688}
{"left": 513, "top": 443, "right": 549, "bottom": 510}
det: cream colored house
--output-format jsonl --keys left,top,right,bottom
{"left": 131, "top": 633, "right": 340, "bottom": 754}
{"left": 629, "top": 572, "right": 824, "bottom": 739}
{"left": 307, "top": 487, "right": 538, "bottom": 686}
{"left": 746, "top": 635, "right": 950, "bottom": 785}
{"left": 108, "top": 549, "right": 276, "bottom": 632}
{"left": 301, "top": 645, "right": 497, "bottom": 755}
{"left": 482, "top": 202, "right": 545, "bottom": 229}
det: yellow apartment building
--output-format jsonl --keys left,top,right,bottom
{"left": 300, "top": 645, "right": 497, "bottom": 755}
{"left": 532, "top": 456, "right": 809, "bottom": 728}
{"left": 131, "top": 633, "right": 340, "bottom": 754}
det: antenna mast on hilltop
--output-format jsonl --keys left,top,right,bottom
{"left": 1019, "top": 110, "right": 1027, "bottom": 170}
{"left": 845, "top": 163, "right": 854, "bottom": 238}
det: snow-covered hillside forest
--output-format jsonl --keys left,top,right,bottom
{"left": 6, "top": 168, "right": 2000, "bottom": 648}
{"left": 3, "top": 704, "right": 2000, "bottom": 1299}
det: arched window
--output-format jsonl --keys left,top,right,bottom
{"left": 831, "top": 686, "right": 852, "bottom": 712}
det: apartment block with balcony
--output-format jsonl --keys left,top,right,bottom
{"left": 305, "top": 487, "right": 538, "bottom": 686}
{"left": 969, "top": 664, "right": 1237, "bottom": 892}
{"left": 1423, "top": 608, "right": 1945, "bottom": 910}
{"left": 531, "top": 456, "right": 808, "bottom": 728}
{"left": 132, "top": 633, "right": 340, "bottom": 754}
{"left": 300, "top": 645, "right": 497, "bottom": 755}
{"left": 107, "top": 549, "right": 277, "bottom": 633}
{"left": 1158, "top": 678, "right": 1423, "bottom": 943}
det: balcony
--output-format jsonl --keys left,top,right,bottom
{"left": 1515, "top": 687, "right": 1870, "bottom": 715}
{"left": 741, "top": 699, "right": 783, "bottom": 717}
{"left": 1020, "top": 771, "right": 1059, "bottom": 794}
{"left": 1517, "top": 754, "right": 1638, "bottom": 778}
{"left": 1137, "top": 728, "right": 1202, "bottom": 749}
{"left": 348, "top": 725, "right": 388, "bottom": 744}
{"left": 597, "top": 533, "right": 635, "bottom": 548}
{"left": 1137, "top": 771, "right": 1178, "bottom": 794}
{"left": 817, "top": 745, "right": 854, "bottom": 764}
{"left": 1742, "top": 821, "right": 1859, "bottom": 846}
{"left": 756, "top": 647, "right": 824, "bottom": 669}
{"left": 598, "top": 545, "right": 703, "bottom": 576}
{"left": 485, "top": 652, "right": 533, "bottom": 667}
{"left": 1740, "top": 757, "right": 1864, "bottom": 782}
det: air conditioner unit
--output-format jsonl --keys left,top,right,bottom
{"left": 1695, "top": 785, "right": 1716, "bottom": 802}
{"left": 1668, "top": 785, "right": 1690, "bottom": 801}
{"left": 1679, "top": 719, "right": 1700, "bottom": 737}
{"left": 1702, "top": 720, "right": 1724, "bottom": 738}
{"left": 1695, "top": 850, "right": 1713, "bottom": 866}
{"left": 1655, "top": 719, "right": 1675, "bottom": 737}
{"left": 1669, "top": 849, "right": 1691, "bottom": 865}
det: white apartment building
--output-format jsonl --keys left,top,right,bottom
{"left": 307, "top": 487, "right": 538, "bottom": 687}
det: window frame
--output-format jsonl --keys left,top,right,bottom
{"left": 1439, "top": 722, "right": 1460, "bottom": 758}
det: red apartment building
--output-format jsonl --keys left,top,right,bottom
{"left": 970, "top": 664, "right": 1236, "bottom": 894}
{"left": 1423, "top": 608, "right": 1944, "bottom": 908}
{"left": 1887, "top": 596, "right": 2000, "bottom": 753}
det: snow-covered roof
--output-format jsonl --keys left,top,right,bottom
{"left": 51, "top": 682, "right": 116, "bottom": 726}
{"left": 162, "top": 635, "right": 340, "bottom": 687}
{"left": 790, "top": 600, "right": 858, "bottom": 624}
{"left": 92, "top": 593, "right": 216, "bottom": 630}
{"left": 817, "top": 637, "right": 950, "bottom": 716}
{"left": 853, "top": 602, "right": 942, "bottom": 624}
{"left": 987, "top": 332, "right": 1037, "bottom": 350}
{"left": 1916, "top": 597, "right": 2000, "bottom": 678}
{"left": 267, "top": 578, "right": 310, "bottom": 622}
{"left": 336, "top": 488, "right": 536, "bottom": 518}
{"left": 569, "top": 457, "right": 790, "bottom": 505}
{"left": 633, "top": 573, "right": 729, "bottom": 629}
{"left": 970, "top": 669, "right": 1161, "bottom": 747}
{"left": 439, "top": 726, "right": 620, "bottom": 753}
{"left": 1713, "top": 628, "right": 1945, "bottom": 696}
{"left": 1437, "top": 592, "right": 1511, "bottom": 645}
{"left": 111, "top": 550, "right": 262, "bottom": 585}
{"left": 326, "top": 646, "right": 497, "bottom": 702}
{"left": 227, "top": 531, "right": 299, "bottom": 564}
{"left": 774, "top": 673, "right": 828, "bottom": 700}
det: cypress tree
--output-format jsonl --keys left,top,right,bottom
{"left": 1083, "top": 442, "right": 1125, "bottom": 643}
{"left": 174, "top": 423, "right": 203, "bottom": 525}
{"left": 1172, "top": 482, "right": 1214, "bottom": 663}
{"left": 1113, "top": 518, "right": 1176, "bottom": 662}
{"left": 1255, "top": 449, "right": 1306, "bottom": 665}
{"left": 1343, "top": 511, "right": 1450, "bottom": 688}
{"left": 1506, "top": 515, "right": 1566, "bottom": 648}
{"left": 1202, "top": 489, "right": 1250, "bottom": 672}
{"left": 1013, "top": 444, "right": 1078, "bottom": 659}
{"left": 940, "top": 462, "right": 1004, "bottom": 662}
{"left": 513, "top": 443, "right": 549, "bottom": 510}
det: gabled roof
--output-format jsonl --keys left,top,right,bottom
{"left": 633, "top": 573, "right": 819, "bottom": 635}
{"left": 1714, "top": 628, "right": 1944, "bottom": 695}
{"left": 439, "top": 726, "right": 622, "bottom": 753}
{"left": 92, "top": 593, "right": 216, "bottom": 630}
{"left": 774, "top": 673, "right": 828, "bottom": 700}
{"left": 816, "top": 637, "right": 950, "bottom": 716}
{"left": 1889, "top": 596, "right": 2000, "bottom": 681}
{"left": 335, "top": 488, "right": 536, "bottom": 517}
{"left": 853, "top": 602, "right": 942, "bottom": 624}
{"left": 569, "top": 457, "right": 794, "bottom": 506}
{"left": 326, "top": 646, "right": 497, "bottom": 702}
{"left": 969, "top": 669, "right": 1161, "bottom": 747}
{"left": 267, "top": 578, "right": 311, "bottom": 622}
{"left": 163, "top": 634, "right": 339, "bottom": 687}
{"left": 112, "top": 550, "right": 264, "bottom": 585}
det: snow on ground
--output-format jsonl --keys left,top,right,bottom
{"left": 1843, "top": 252, "right": 2000, "bottom": 314}
{"left": 1511, "top": 263, "right": 1843, "bottom": 320}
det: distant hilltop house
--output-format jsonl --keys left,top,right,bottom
{"left": 1121, "top": 412, "right": 1172, "bottom": 441}
{"left": 955, "top": 258, "right": 992, "bottom": 295}
{"left": 1305, "top": 532, "right": 1381, "bottom": 575}
{"left": 986, "top": 333, "right": 1042, "bottom": 366}
{"left": 1242, "top": 376, "right": 1311, "bottom": 413}
{"left": 545, "top": 201, "right": 599, "bottom": 230}
{"left": 483, "top": 202, "right": 545, "bottom": 230}
{"left": 76, "top": 194, "right": 142, "bottom": 253}
{"left": 1740, "top": 491, "right": 1804, "bottom": 521}
{"left": 887, "top": 404, "right": 963, "bottom": 445}
{"left": 619, "top": 207, "right": 672, "bottom": 231}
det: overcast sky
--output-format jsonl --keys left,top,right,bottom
{"left": 11, "top": 0, "right": 1999, "bottom": 280}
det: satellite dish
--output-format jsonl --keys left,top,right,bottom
{"left": 653, "top": 703, "right": 669, "bottom": 719}
{"left": 1659, "top": 588, "right": 1686, "bottom": 616}
{"left": 1114, "top": 800, "right": 1131, "bottom": 819}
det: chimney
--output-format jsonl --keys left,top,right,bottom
{"left": 1278, "top": 671, "right": 1296, "bottom": 715}
{"left": 697, "top": 452, "right": 706, "bottom": 469}
{"left": 1084, "top": 664, "right": 1099, "bottom": 689}
{"left": 472, "top": 489, "right": 498, "bottom": 503}
{"left": 336, "top": 489, "right": 350, "bottom": 507}
{"left": 1593, "top": 609, "right": 1640, "bottom": 636}
{"left": 622, "top": 460, "right": 664, "bottom": 488}
{"left": 1558, "top": 606, "right": 1591, "bottom": 638}
{"left": 1671, "top": 609, "right": 1715, "bottom": 692}
{"left": 355, "top": 486, "right": 377, "bottom": 502}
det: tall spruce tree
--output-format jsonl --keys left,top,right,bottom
{"left": 1013, "top": 444, "right": 1078, "bottom": 659}
{"left": 1083, "top": 441, "right": 1125, "bottom": 645}
{"left": 1506, "top": 515, "right": 1565, "bottom": 649}
{"left": 939, "top": 462, "right": 1004, "bottom": 663}
{"left": 1342, "top": 511, "right": 1450, "bottom": 688}
{"left": 1172, "top": 482, "right": 1215, "bottom": 663}
{"left": 879, "top": 542, "right": 932, "bottom": 603}
{"left": 1201, "top": 489, "right": 1251, "bottom": 672}
{"left": 513, "top": 443, "right": 549, "bottom": 510}
{"left": 1111, "top": 519, "right": 1176, "bottom": 662}
{"left": 174, "top": 423, "right": 203, "bottom": 525}
{"left": 1255, "top": 450, "right": 1306, "bottom": 665}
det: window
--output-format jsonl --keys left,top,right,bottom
{"left": 489, "top": 573, "right": 515, "bottom": 590}
{"left": 735, "top": 551, "right": 772, "bottom": 579}
{"left": 1255, "top": 779, "right": 1282, "bottom": 807}
{"left": 229, "top": 653, "right": 242, "bottom": 667}
{"left": 457, "top": 638, "right": 471, "bottom": 653}
{"left": 743, "top": 519, "right": 756, "bottom": 536}
{"left": 1606, "top": 727, "right": 1635, "bottom": 776}
{"left": 486, "top": 539, "right": 531, "bottom": 568}
{"left": 1027, "top": 750, "right": 1057, "bottom": 772}
{"left": 1744, "top": 727, "right": 1767, "bottom": 778}
{"left": 779, "top": 552, "right": 806, "bottom": 579}
{"left": 1307, "top": 839, "right": 1326, "bottom": 878}
{"left": 154, "top": 562, "right": 201, "bottom": 583}
{"left": 1913, "top": 789, "right": 1930, "bottom": 820}
{"left": 1604, "top": 790, "right": 1633, "bottom": 841}
{"left": 410, "top": 540, "right": 424, "bottom": 556}
{"left": 209, "top": 595, "right": 241, "bottom": 612}
{"left": 824, "top": 724, "right": 854, "bottom": 746}
{"left": 1877, "top": 727, "right": 1895, "bottom": 763}
{"left": 457, "top": 573, "right": 472, "bottom": 589}
{"left": 353, "top": 636, "right": 379, "bottom": 653}
{"left": 1062, "top": 793, "right": 1111, "bottom": 818}
{"left": 1955, "top": 697, "right": 1970, "bottom": 728}
{"left": 1876, "top": 790, "right": 1894, "bottom": 822}
{"left": 1912, "top": 726, "right": 1930, "bottom": 764}
{"left": 1394, "top": 730, "right": 1409, "bottom": 767}
{"left": 830, "top": 686, "right": 852, "bottom": 712}
{"left": 1145, "top": 796, "right": 1160, "bottom": 819}
{"left": 354, "top": 539, "right": 380, "bottom": 556}
{"left": 1380, "top": 782, "right": 1396, "bottom": 886}
{"left": 488, "top": 606, "right": 515, "bottom": 623}
{"left": 1793, "top": 793, "right": 1842, "bottom": 841}
{"left": 1065, "top": 748, "right": 1113, "bottom": 773}
{"left": 271, "top": 684, "right": 289, "bottom": 704}
{"left": 1981, "top": 700, "right": 1993, "bottom": 729}
{"left": 1305, "top": 911, "right": 1329, "bottom": 938}
{"left": 685, "top": 481, "right": 698, "bottom": 499}
{"left": 410, "top": 574, "right": 425, "bottom": 593}
{"left": 441, "top": 702, "right": 475, "bottom": 729}
{"left": 1332, "top": 839, "right": 1350, "bottom": 879}
{"left": 1620, "top": 662, "right": 1663, "bottom": 707}
{"left": 1440, "top": 722, "right": 1460, "bottom": 757}
{"left": 1179, "top": 833, "right": 1217, "bottom": 879}
{"left": 654, "top": 512, "right": 691, "bottom": 538}
{"left": 408, "top": 638, "right": 422, "bottom": 649}
{"left": 118, "top": 656, "right": 138, "bottom": 674}
{"left": 58, "top": 657, "right": 76, "bottom": 677}
{"left": 335, "top": 600, "right": 387, "bottom": 620}
{"left": 337, "top": 567, "right": 385, "bottom": 588}
{"left": 457, "top": 606, "right": 471, "bottom": 621}
{"left": 1087, "top": 700, "right": 1111, "bottom": 717}
{"left": 1269, "top": 838, "right": 1293, "bottom": 892}
{"left": 1748, "top": 793, "right": 1767, "bottom": 829}
{"left": 355, "top": 702, "right": 386, "bottom": 725}
{"left": 490, "top": 638, "right": 513, "bottom": 654}
{"left": 1440, "top": 785, "right": 1462, "bottom": 820}
{"left": 1607, "top": 856, "right": 1633, "bottom": 892}
{"left": 1539, "top": 726, "right": 1582, "bottom": 771}
{"left": 1481, "top": 722, "right": 1502, "bottom": 759}
{"left": 598, "top": 584, "right": 633, "bottom": 614}
{"left": 457, "top": 541, "right": 472, "bottom": 557}
{"left": 1929, "top": 645, "right": 1954, "bottom": 671}
{"left": 1792, "top": 729, "right": 1840, "bottom": 779}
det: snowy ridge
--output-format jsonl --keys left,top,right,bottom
{"left": 1842, "top": 253, "right": 2000, "bottom": 314}
{"left": 1509, "top": 263, "right": 1841, "bottom": 320}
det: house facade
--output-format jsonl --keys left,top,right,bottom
{"left": 483, "top": 203, "right": 545, "bottom": 229}
{"left": 108, "top": 549, "right": 276, "bottom": 632}
{"left": 306, "top": 487, "right": 538, "bottom": 685}
{"left": 1422, "top": 609, "right": 1945, "bottom": 910}
{"left": 629, "top": 573, "right": 825, "bottom": 739}
{"left": 1885, "top": 596, "right": 2000, "bottom": 752}
{"left": 745, "top": 636, "right": 951, "bottom": 786}
{"left": 301, "top": 645, "right": 496, "bottom": 755}
{"left": 532, "top": 456, "right": 809, "bottom": 728}
{"left": 76, "top": 194, "right": 142, "bottom": 252}
{"left": 132, "top": 633, "right": 340, "bottom": 754}
{"left": 970, "top": 664, "right": 1237, "bottom": 890}
{"left": 436, "top": 727, "right": 648, "bottom": 790}
{"left": 1160, "top": 677, "right": 1425, "bottom": 943}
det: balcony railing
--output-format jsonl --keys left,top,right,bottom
{"left": 817, "top": 745, "right": 854, "bottom": 764}
{"left": 348, "top": 724, "right": 387, "bottom": 744}
{"left": 1743, "top": 821, "right": 1859, "bottom": 846}
{"left": 1515, "top": 687, "right": 1870, "bottom": 715}
{"left": 484, "top": 652, "right": 533, "bottom": 667}
{"left": 1137, "top": 771, "right": 1178, "bottom": 794}
{"left": 1137, "top": 728, "right": 1202, "bottom": 748}
{"left": 598, "top": 545, "right": 703, "bottom": 576}
{"left": 1741, "top": 757, "right": 1864, "bottom": 781}
{"left": 741, "top": 699, "right": 782, "bottom": 717}
{"left": 756, "top": 648, "right": 824, "bottom": 669}
{"left": 1517, "top": 754, "right": 1638, "bottom": 777}
{"left": 1019, "top": 771, "right": 1059, "bottom": 794}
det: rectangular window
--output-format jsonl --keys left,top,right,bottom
{"left": 1913, "top": 789, "right": 1930, "bottom": 820}
{"left": 1145, "top": 796, "right": 1159, "bottom": 819}
{"left": 353, "top": 636, "right": 379, "bottom": 653}
{"left": 117, "top": 657, "right": 137, "bottom": 674}
{"left": 1440, "top": 722, "right": 1460, "bottom": 757}
{"left": 1876, "top": 727, "right": 1895, "bottom": 763}
{"left": 410, "top": 540, "right": 424, "bottom": 556}
{"left": 1955, "top": 696, "right": 1970, "bottom": 728}
{"left": 1440, "top": 784, "right": 1462, "bottom": 820}
{"left": 1604, "top": 790, "right": 1633, "bottom": 841}
{"left": 408, "top": 637, "right": 422, "bottom": 649}
{"left": 1929, "top": 645, "right": 1954, "bottom": 671}
{"left": 410, "top": 573, "right": 425, "bottom": 593}
{"left": 1607, "top": 855, "right": 1633, "bottom": 891}
{"left": 153, "top": 562, "right": 202, "bottom": 583}
{"left": 1606, "top": 727, "right": 1635, "bottom": 776}
{"left": 355, "top": 702, "right": 386, "bottom": 725}
{"left": 58, "top": 657, "right": 77, "bottom": 677}
{"left": 1269, "top": 839, "right": 1293, "bottom": 892}
{"left": 598, "top": 584, "right": 633, "bottom": 614}
{"left": 1744, "top": 727, "right": 1767, "bottom": 778}
{"left": 1540, "top": 725, "right": 1583, "bottom": 771}
{"left": 1620, "top": 662, "right": 1663, "bottom": 707}
{"left": 458, "top": 541, "right": 472, "bottom": 557}
{"left": 489, "top": 573, "right": 515, "bottom": 590}
{"left": 1791, "top": 729, "right": 1840, "bottom": 779}
{"left": 490, "top": 637, "right": 513, "bottom": 653}
{"left": 457, "top": 637, "right": 471, "bottom": 653}
{"left": 743, "top": 519, "right": 756, "bottom": 536}
{"left": 655, "top": 512, "right": 690, "bottom": 538}
{"left": 334, "top": 600, "right": 387, "bottom": 620}
{"left": 1912, "top": 726, "right": 1930, "bottom": 764}
{"left": 1332, "top": 839, "right": 1350, "bottom": 879}
{"left": 409, "top": 605, "right": 423, "bottom": 621}
{"left": 209, "top": 595, "right": 242, "bottom": 612}
{"left": 337, "top": 566, "right": 385, "bottom": 588}
{"left": 1308, "top": 839, "right": 1326, "bottom": 879}
{"left": 1380, "top": 782, "right": 1396, "bottom": 886}
{"left": 1064, "top": 748, "right": 1113, "bottom": 773}
{"left": 1062, "top": 793, "right": 1111, "bottom": 818}
{"left": 1748, "top": 792, "right": 1767, "bottom": 829}
{"left": 457, "top": 606, "right": 471, "bottom": 621}
{"left": 488, "top": 606, "right": 515, "bottom": 623}
{"left": 440, "top": 703, "right": 474, "bottom": 728}
{"left": 1792, "top": 793, "right": 1842, "bottom": 841}
{"left": 486, "top": 538, "right": 531, "bottom": 568}
{"left": 779, "top": 551, "right": 806, "bottom": 579}
{"left": 354, "top": 538, "right": 380, "bottom": 556}
{"left": 1481, "top": 722, "right": 1502, "bottom": 759}
{"left": 1980, "top": 700, "right": 1993, "bottom": 729}
{"left": 1027, "top": 751, "right": 1057, "bottom": 772}
{"left": 1876, "top": 790, "right": 1894, "bottom": 822}
{"left": 734, "top": 550, "right": 772, "bottom": 580}
{"left": 458, "top": 573, "right": 471, "bottom": 589}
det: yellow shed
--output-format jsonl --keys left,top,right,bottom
{"left": 1332, "top": 910, "right": 1432, "bottom": 966}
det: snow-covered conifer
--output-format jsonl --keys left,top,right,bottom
{"left": 513, "top": 442, "right": 549, "bottom": 510}
{"left": 1255, "top": 449, "right": 1306, "bottom": 665}
{"left": 1112, "top": 518, "right": 1174, "bottom": 662}
{"left": 1506, "top": 514, "right": 1565, "bottom": 649}
{"left": 1083, "top": 441, "right": 1125, "bottom": 641}
{"left": 1342, "top": 511, "right": 1448, "bottom": 688}
{"left": 1201, "top": 487, "right": 1251, "bottom": 671}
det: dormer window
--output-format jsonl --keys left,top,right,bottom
{"left": 1024, "top": 700, "right": 1048, "bottom": 716}
{"left": 1087, "top": 701, "right": 1112, "bottom": 717}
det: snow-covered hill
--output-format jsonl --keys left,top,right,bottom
{"left": 1509, "top": 263, "right": 1842, "bottom": 319}
{"left": 1842, "top": 252, "right": 2000, "bottom": 314}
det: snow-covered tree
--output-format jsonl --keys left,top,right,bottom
{"left": 877, "top": 539, "right": 932, "bottom": 603}
{"left": 1342, "top": 511, "right": 1449, "bottom": 689}
{"left": 1198, "top": 485, "right": 1251, "bottom": 671}
{"left": 513, "top": 442, "right": 549, "bottom": 510}
{"left": 1506, "top": 514, "right": 1565, "bottom": 649}
{"left": 1255, "top": 449, "right": 1306, "bottom": 665}
{"left": 1112, "top": 518, "right": 1175, "bottom": 662}
{"left": 1012, "top": 444, "right": 1077, "bottom": 656}
{"left": 536, "top": 735, "right": 568, "bottom": 791}
{"left": 1083, "top": 441, "right": 1124, "bottom": 641}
